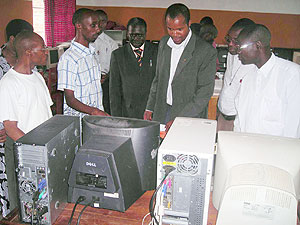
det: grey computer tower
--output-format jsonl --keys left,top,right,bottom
{"left": 156, "top": 117, "right": 216, "bottom": 225}
{"left": 14, "top": 115, "right": 80, "bottom": 224}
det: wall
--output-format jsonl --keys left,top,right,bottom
{"left": 77, "top": 2, "right": 300, "bottom": 49}
{"left": 0, "top": 0, "right": 33, "bottom": 45}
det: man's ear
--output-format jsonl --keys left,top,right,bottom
{"left": 256, "top": 41, "right": 263, "bottom": 50}
{"left": 25, "top": 49, "right": 32, "bottom": 56}
{"left": 75, "top": 23, "right": 82, "bottom": 30}
{"left": 8, "top": 35, "right": 15, "bottom": 44}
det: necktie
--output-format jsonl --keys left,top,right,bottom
{"left": 134, "top": 48, "right": 143, "bottom": 67}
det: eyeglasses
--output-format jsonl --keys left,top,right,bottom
{"left": 129, "top": 33, "right": 145, "bottom": 38}
{"left": 32, "top": 47, "right": 49, "bottom": 53}
{"left": 224, "top": 35, "right": 238, "bottom": 45}
{"left": 237, "top": 42, "right": 257, "bottom": 52}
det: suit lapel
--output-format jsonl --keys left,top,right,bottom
{"left": 125, "top": 44, "right": 140, "bottom": 71}
{"left": 172, "top": 33, "right": 196, "bottom": 82}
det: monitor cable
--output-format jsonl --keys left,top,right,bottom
{"left": 76, "top": 200, "right": 95, "bottom": 225}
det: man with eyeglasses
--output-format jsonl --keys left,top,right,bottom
{"left": 91, "top": 10, "right": 118, "bottom": 114}
{"left": 234, "top": 24, "right": 300, "bottom": 138}
{"left": 109, "top": 17, "right": 158, "bottom": 119}
{"left": 217, "top": 18, "right": 255, "bottom": 131}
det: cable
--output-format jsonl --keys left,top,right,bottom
{"left": 142, "top": 212, "right": 151, "bottom": 225}
{"left": 76, "top": 200, "right": 94, "bottom": 225}
{"left": 149, "top": 173, "right": 170, "bottom": 225}
{"left": 68, "top": 196, "right": 86, "bottom": 225}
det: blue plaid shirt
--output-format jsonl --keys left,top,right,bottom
{"left": 57, "top": 40, "right": 103, "bottom": 117}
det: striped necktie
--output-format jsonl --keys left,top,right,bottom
{"left": 134, "top": 48, "right": 143, "bottom": 67}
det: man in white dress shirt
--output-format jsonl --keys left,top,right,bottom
{"left": 235, "top": 24, "right": 300, "bottom": 138}
{"left": 92, "top": 9, "right": 118, "bottom": 114}
{"left": 217, "top": 18, "right": 255, "bottom": 131}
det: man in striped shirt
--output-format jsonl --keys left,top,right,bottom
{"left": 58, "top": 8, "right": 109, "bottom": 118}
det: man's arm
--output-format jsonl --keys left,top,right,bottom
{"left": 284, "top": 67, "right": 300, "bottom": 138}
{"left": 64, "top": 89, "right": 109, "bottom": 116}
{"left": 3, "top": 121, "right": 25, "bottom": 141}
{"left": 0, "top": 128, "right": 6, "bottom": 143}
{"left": 145, "top": 40, "right": 164, "bottom": 116}
{"left": 109, "top": 51, "right": 122, "bottom": 116}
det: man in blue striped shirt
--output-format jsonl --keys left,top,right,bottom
{"left": 58, "top": 8, "right": 109, "bottom": 118}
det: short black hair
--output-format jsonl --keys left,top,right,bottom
{"left": 72, "top": 8, "right": 95, "bottom": 26}
{"left": 5, "top": 19, "right": 33, "bottom": 41}
{"left": 95, "top": 9, "right": 108, "bottom": 20}
{"left": 127, "top": 17, "right": 147, "bottom": 32}
{"left": 199, "top": 24, "right": 218, "bottom": 42}
{"left": 239, "top": 24, "right": 271, "bottom": 47}
{"left": 14, "top": 31, "right": 41, "bottom": 57}
{"left": 230, "top": 18, "right": 255, "bottom": 32}
{"left": 165, "top": 3, "right": 190, "bottom": 25}
{"left": 200, "top": 16, "right": 214, "bottom": 26}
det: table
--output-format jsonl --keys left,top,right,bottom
{"left": 1, "top": 191, "right": 217, "bottom": 225}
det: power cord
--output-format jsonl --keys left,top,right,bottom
{"left": 68, "top": 196, "right": 86, "bottom": 225}
{"left": 76, "top": 200, "right": 94, "bottom": 225}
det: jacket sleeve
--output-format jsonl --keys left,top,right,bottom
{"left": 177, "top": 45, "right": 217, "bottom": 117}
{"left": 109, "top": 50, "right": 122, "bottom": 116}
{"left": 145, "top": 40, "right": 164, "bottom": 111}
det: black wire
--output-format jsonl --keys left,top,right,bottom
{"left": 68, "top": 196, "right": 86, "bottom": 225}
{"left": 76, "top": 201, "right": 93, "bottom": 225}
{"left": 149, "top": 173, "right": 169, "bottom": 225}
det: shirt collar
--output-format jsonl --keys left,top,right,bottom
{"left": 71, "top": 39, "right": 95, "bottom": 56}
{"left": 130, "top": 43, "right": 145, "bottom": 52}
{"left": 167, "top": 29, "right": 192, "bottom": 49}
{"left": 258, "top": 53, "right": 275, "bottom": 77}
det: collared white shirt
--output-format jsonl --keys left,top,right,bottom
{"left": 91, "top": 32, "right": 118, "bottom": 74}
{"left": 57, "top": 39, "right": 103, "bottom": 118}
{"left": 166, "top": 30, "right": 192, "bottom": 105}
{"left": 234, "top": 53, "right": 300, "bottom": 138}
{"left": 218, "top": 53, "right": 256, "bottom": 116}
{"left": 130, "top": 43, "right": 145, "bottom": 58}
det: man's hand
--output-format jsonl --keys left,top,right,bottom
{"left": 101, "top": 73, "right": 108, "bottom": 84}
{"left": 144, "top": 110, "right": 153, "bottom": 121}
{"left": 0, "top": 128, "right": 6, "bottom": 143}
{"left": 165, "top": 120, "right": 174, "bottom": 133}
{"left": 90, "top": 107, "right": 110, "bottom": 116}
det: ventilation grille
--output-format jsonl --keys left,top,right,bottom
{"left": 17, "top": 146, "right": 46, "bottom": 165}
{"left": 177, "top": 154, "right": 199, "bottom": 175}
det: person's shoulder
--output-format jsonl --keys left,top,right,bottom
{"left": 0, "top": 68, "right": 18, "bottom": 87}
{"left": 275, "top": 55, "right": 300, "bottom": 74}
{"left": 102, "top": 33, "right": 117, "bottom": 43}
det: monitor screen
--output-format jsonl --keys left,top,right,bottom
{"left": 213, "top": 131, "right": 300, "bottom": 225}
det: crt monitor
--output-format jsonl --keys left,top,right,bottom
{"left": 68, "top": 116, "right": 160, "bottom": 212}
{"left": 213, "top": 131, "right": 300, "bottom": 225}
{"left": 82, "top": 115, "right": 160, "bottom": 191}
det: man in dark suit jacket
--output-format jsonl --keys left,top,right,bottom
{"left": 144, "top": 3, "right": 217, "bottom": 132}
{"left": 109, "top": 17, "right": 158, "bottom": 119}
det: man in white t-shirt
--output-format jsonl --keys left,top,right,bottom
{"left": 0, "top": 31, "right": 53, "bottom": 141}
{"left": 91, "top": 9, "right": 118, "bottom": 114}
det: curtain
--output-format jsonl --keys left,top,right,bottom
{"left": 45, "top": 0, "right": 75, "bottom": 47}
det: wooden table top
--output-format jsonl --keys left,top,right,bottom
{"left": 1, "top": 191, "right": 217, "bottom": 225}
